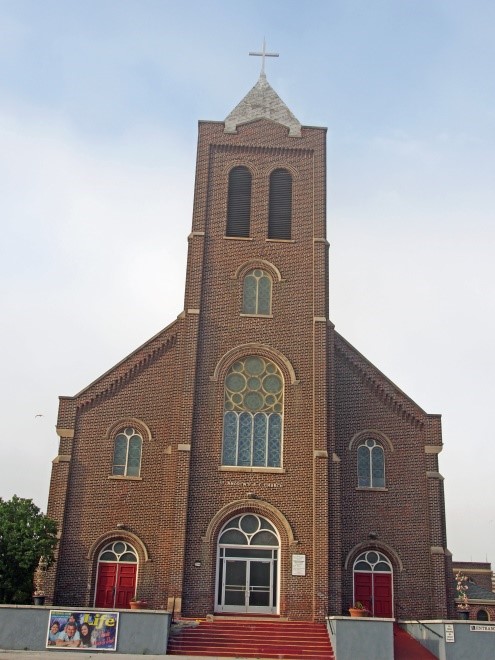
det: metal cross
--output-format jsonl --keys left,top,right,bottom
{"left": 249, "top": 38, "right": 279, "bottom": 75}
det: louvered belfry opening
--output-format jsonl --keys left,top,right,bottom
{"left": 226, "top": 166, "right": 252, "bottom": 237}
{"left": 268, "top": 168, "right": 292, "bottom": 239}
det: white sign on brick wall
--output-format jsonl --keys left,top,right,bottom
{"left": 292, "top": 554, "right": 306, "bottom": 576}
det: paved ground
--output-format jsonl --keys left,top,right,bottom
{"left": 0, "top": 653, "right": 242, "bottom": 660}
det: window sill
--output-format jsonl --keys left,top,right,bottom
{"left": 240, "top": 313, "right": 273, "bottom": 319}
{"left": 223, "top": 235, "right": 254, "bottom": 241}
{"left": 355, "top": 486, "right": 388, "bottom": 492}
{"left": 108, "top": 475, "right": 143, "bottom": 481}
{"left": 219, "top": 466, "right": 285, "bottom": 474}
{"left": 265, "top": 238, "right": 296, "bottom": 243}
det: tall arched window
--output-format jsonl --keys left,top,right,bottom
{"left": 226, "top": 166, "right": 251, "bottom": 237}
{"left": 112, "top": 427, "right": 142, "bottom": 477}
{"left": 268, "top": 169, "right": 292, "bottom": 239}
{"left": 222, "top": 356, "right": 283, "bottom": 467}
{"left": 357, "top": 438, "right": 385, "bottom": 488}
{"left": 242, "top": 269, "right": 272, "bottom": 315}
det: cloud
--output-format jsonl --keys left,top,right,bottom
{"left": 0, "top": 97, "right": 194, "bottom": 508}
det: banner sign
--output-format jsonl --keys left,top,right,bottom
{"left": 470, "top": 624, "right": 495, "bottom": 633}
{"left": 46, "top": 610, "right": 119, "bottom": 651}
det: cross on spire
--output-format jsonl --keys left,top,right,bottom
{"left": 249, "top": 38, "right": 279, "bottom": 75}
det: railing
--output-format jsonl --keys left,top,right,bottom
{"left": 395, "top": 602, "right": 442, "bottom": 639}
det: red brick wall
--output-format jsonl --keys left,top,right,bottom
{"left": 180, "top": 119, "right": 330, "bottom": 620}
{"left": 47, "top": 113, "right": 451, "bottom": 622}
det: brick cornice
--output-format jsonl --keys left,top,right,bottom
{"left": 211, "top": 143, "right": 314, "bottom": 158}
{"left": 335, "top": 332, "right": 426, "bottom": 430}
{"left": 76, "top": 333, "right": 178, "bottom": 414}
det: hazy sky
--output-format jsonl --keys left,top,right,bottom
{"left": 1, "top": 1, "right": 494, "bottom": 565}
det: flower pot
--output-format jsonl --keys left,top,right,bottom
{"left": 33, "top": 596, "right": 45, "bottom": 606}
{"left": 458, "top": 610, "right": 469, "bottom": 620}
{"left": 130, "top": 600, "right": 147, "bottom": 609}
{"left": 349, "top": 608, "right": 367, "bottom": 617}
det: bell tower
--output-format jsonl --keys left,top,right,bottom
{"left": 174, "top": 51, "right": 333, "bottom": 620}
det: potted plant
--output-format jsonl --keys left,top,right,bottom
{"left": 130, "top": 596, "right": 148, "bottom": 610}
{"left": 32, "top": 556, "right": 48, "bottom": 605}
{"left": 455, "top": 572, "right": 470, "bottom": 619}
{"left": 349, "top": 601, "right": 369, "bottom": 617}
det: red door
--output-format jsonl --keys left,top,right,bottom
{"left": 95, "top": 563, "right": 137, "bottom": 608}
{"left": 354, "top": 572, "right": 393, "bottom": 617}
{"left": 373, "top": 573, "right": 392, "bottom": 617}
{"left": 354, "top": 572, "right": 373, "bottom": 613}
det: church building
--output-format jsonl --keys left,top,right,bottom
{"left": 46, "top": 61, "right": 454, "bottom": 622}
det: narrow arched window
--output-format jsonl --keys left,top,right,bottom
{"left": 268, "top": 169, "right": 292, "bottom": 239}
{"left": 226, "top": 166, "right": 251, "bottom": 237}
{"left": 357, "top": 438, "right": 385, "bottom": 488}
{"left": 242, "top": 269, "right": 272, "bottom": 315}
{"left": 112, "top": 427, "right": 142, "bottom": 477}
{"left": 222, "top": 356, "right": 283, "bottom": 467}
{"left": 476, "top": 609, "right": 489, "bottom": 621}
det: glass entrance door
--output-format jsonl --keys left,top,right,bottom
{"left": 222, "top": 558, "right": 274, "bottom": 613}
{"left": 215, "top": 514, "right": 280, "bottom": 614}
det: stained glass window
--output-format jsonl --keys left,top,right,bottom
{"left": 243, "top": 269, "right": 272, "bottom": 315}
{"left": 112, "top": 427, "right": 142, "bottom": 477}
{"left": 357, "top": 438, "right": 385, "bottom": 488}
{"left": 222, "top": 357, "right": 283, "bottom": 467}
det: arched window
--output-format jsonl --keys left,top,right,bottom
{"left": 358, "top": 438, "right": 385, "bottom": 488}
{"left": 477, "top": 609, "right": 489, "bottom": 621}
{"left": 226, "top": 166, "right": 251, "bottom": 237}
{"left": 353, "top": 550, "right": 393, "bottom": 617}
{"left": 222, "top": 356, "right": 283, "bottom": 467}
{"left": 112, "top": 427, "right": 142, "bottom": 477}
{"left": 268, "top": 169, "right": 292, "bottom": 239}
{"left": 242, "top": 269, "right": 272, "bottom": 315}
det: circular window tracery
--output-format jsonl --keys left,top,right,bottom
{"left": 219, "top": 514, "right": 279, "bottom": 547}
{"left": 224, "top": 357, "right": 283, "bottom": 413}
{"left": 354, "top": 551, "right": 392, "bottom": 573}
{"left": 98, "top": 541, "right": 138, "bottom": 563}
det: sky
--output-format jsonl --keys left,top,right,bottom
{"left": 1, "top": 0, "right": 494, "bottom": 566}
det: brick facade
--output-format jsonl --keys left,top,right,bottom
{"left": 46, "top": 75, "right": 452, "bottom": 621}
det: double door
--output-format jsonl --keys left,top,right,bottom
{"left": 354, "top": 572, "right": 393, "bottom": 617}
{"left": 218, "top": 555, "right": 277, "bottom": 614}
{"left": 95, "top": 563, "right": 136, "bottom": 609}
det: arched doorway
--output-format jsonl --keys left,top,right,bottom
{"left": 94, "top": 540, "right": 138, "bottom": 608}
{"left": 215, "top": 513, "right": 279, "bottom": 614}
{"left": 353, "top": 550, "right": 393, "bottom": 617}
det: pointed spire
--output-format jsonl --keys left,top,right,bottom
{"left": 224, "top": 42, "right": 302, "bottom": 137}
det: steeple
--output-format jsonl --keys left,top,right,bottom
{"left": 224, "top": 41, "right": 302, "bottom": 137}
